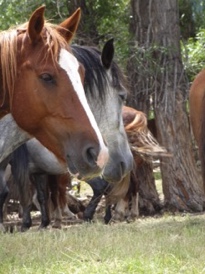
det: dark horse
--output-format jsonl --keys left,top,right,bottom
{"left": 3, "top": 39, "right": 133, "bottom": 231}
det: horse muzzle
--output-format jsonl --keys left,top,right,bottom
{"left": 102, "top": 150, "right": 133, "bottom": 183}
{"left": 66, "top": 142, "right": 109, "bottom": 180}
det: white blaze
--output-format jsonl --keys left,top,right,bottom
{"left": 58, "top": 49, "right": 109, "bottom": 168}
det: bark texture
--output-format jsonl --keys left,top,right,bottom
{"left": 127, "top": 0, "right": 205, "bottom": 211}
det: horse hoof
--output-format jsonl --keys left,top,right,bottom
{"left": 77, "top": 212, "right": 84, "bottom": 219}
{"left": 21, "top": 222, "right": 32, "bottom": 232}
{"left": 38, "top": 224, "right": 48, "bottom": 230}
{"left": 21, "top": 226, "right": 30, "bottom": 232}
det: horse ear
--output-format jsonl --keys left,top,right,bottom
{"left": 101, "top": 38, "right": 115, "bottom": 69}
{"left": 28, "top": 6, "right": 45, "bottom": 43}
{"left": 58, "top": 8, "right": 81, "bottom": 43}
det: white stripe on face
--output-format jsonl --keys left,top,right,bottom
{"left": 58, "top": 49, "right": 109, "bottom": 168}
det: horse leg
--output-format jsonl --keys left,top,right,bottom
{"left": 128, "top": 168, "right": 140, "bottom": 221}
{"left": 0, "top": 160, "right": 12, "bottom": 232}
{"left": 0, "top": 175, "right": 9, "bottom": 232}
{"left": 84, "top": 177, "right": 108, "bottom": 221}
{"left": 83, "top": 192, "right": 103, "bottom": 222}
{"left": 58, "top": 174, "right": 75, "bottom": 220}
{"left": 17, "top": 177, "right": 34, "bottom": 232}
{"left": 104, "top": 203, "right": 112, "bottom": 224}
{"left": 48, "top": 175, "right": 62, "bottom": 229}
{"left": 31, "top": 174, "right": 50, "bottom": 229}
{"left": 130, "top": 192, "right": 139, "bottom": 219}
{"left": 112, "top": 198, "right": 128, "bottom": 222}
{"left": 52, "top": 174, "right": 76, "bottom": 228}
{"left": 20, "top": 204, "right": 33, "bottom": 232}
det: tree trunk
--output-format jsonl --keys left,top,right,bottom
{"left": 127, "top": 0, "right": 161, "bottom": 213}
{"left": 128, "top": 0, "right": 205, "bottom": 211}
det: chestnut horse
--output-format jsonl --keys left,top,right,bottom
{"left": 4, "top": 39, "right": 133, "bottom": 230}
{"left": 0, "top": 6, "right": 108, "bottom": 179}
{"left": 189, "top": 69, "right": 205, "bottom": 190}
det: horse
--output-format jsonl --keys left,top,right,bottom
{"left": 83, "top": 106, "right": 167, "bottom": 223}
{"left": 189, "top": 69, "right": 205, "bottom": 190}
{"left": 0, "top": 6, "right": 108, "bottom": 180}
{"left": 4, "top": 39, "right": 133, "bottom": 231}
{"left": 29, "top": 106, "right": 165, "bottom": 226}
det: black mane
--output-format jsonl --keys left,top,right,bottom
{"left": 71, "top": 45, "right": 126, "bottom": 100}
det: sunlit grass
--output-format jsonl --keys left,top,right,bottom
{"left": 1, "top": 214, "right": 205, "bottom": 273}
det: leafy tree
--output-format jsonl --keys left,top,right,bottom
{"left": 0, "top": 0, "right": 130, "bottom": 66}
{"left": 182, "top": 29, "right": 205, "bottom": 81}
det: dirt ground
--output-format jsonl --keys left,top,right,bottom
{"left": 3, "top": 187, "right": 107, "bottom": 233}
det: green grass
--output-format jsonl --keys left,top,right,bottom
{"left": 1, "top": 214, "right": 205, "bottom": 273}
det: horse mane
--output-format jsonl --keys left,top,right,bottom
{"left": 71, "top": 44, "right": 128, "bottom": 100}
{"left": 0, "top": 30, "right": 17, "bottom": 107}
{"left": 0, "top": 22, "right": 68, "bottom": 108}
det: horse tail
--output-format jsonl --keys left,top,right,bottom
{"left": 10, "top": 144, "right": 32, "bottom": 206}
{"left": 199, "top": 96, "right": 205, "bottom": 192}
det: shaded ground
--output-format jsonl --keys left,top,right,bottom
{"left": 3, "top": 189, "right": 107, "bottom": 232}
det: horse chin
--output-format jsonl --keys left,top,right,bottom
{"left": 102, "top": 171, "right": 125, "bottom": 184}
{"left": 66, "top": 156, "right": 102, "bottom": 181}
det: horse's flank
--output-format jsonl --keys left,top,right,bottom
{"left": 0, "top": 114, "right": 30, "bottom": 162}
{"left": 189, "top": 69, "right": 205, "bottom": 191}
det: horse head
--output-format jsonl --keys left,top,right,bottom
{"left": 0, "top": 6, "right": 108, "bottom": 179}
{"left": 72, "top": 39, "right": 133, "bottom": 183}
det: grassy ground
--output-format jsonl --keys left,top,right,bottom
{"left": 1, "top": 213, "right": 205, "bottom": 274}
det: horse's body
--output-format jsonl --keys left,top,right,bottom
{"left": 4, "top": 39, "right": 133, "bottom": 230}
{"left": 0, "top": 6, "right": 108, "bottom": 179}
{"left": 189, "top": 69, "right": 205, "bottom": 189}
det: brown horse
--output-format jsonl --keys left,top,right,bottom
{"left": 0, "top": 6, "right": 108, "bottom": 179}
{"left": 189, "top": 69, "right": 205, "bottom": 189}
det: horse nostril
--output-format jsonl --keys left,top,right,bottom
{"left": 84, "top": 146, "right": 99, "bottom": 167}
{"left": 120, "top": 161, "right": 126, "bottom": 176}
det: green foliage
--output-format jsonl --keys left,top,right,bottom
{"left": 93, "top": 0, "right": 130, "bottom": 64}
{"left": 191, "top": 0, "right": 205, "bottom": 30}
{"left": 0, "top": 0, "right": 130, "bottom": 68}
{"left": 181, "top": 29, "right": 205, "bottom": 81}
{"left": 0, "top": 0, "right": 69, "bottom": 30}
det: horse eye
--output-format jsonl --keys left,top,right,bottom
{"left": 119, "top": 90, "right": 127, "bottom": 103}
{"left": 40, "top": 73, "right": 55, "bottom": 84}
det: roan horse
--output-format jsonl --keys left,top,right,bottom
{"left": 3, "top": 39, "right": 133, "bottom": 231}
{"left": 189, "top": 69, "right": 205, "bottom": 189}
{"left": 0, "top": 6, "right": 108, "bottom": 179}
{"left": 83, "top": 106, "right": 167, "bottom": 223}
